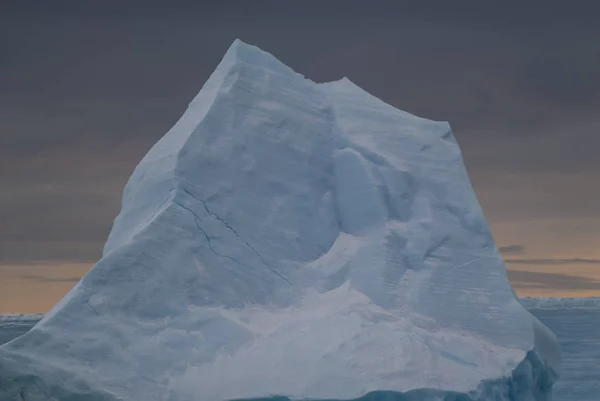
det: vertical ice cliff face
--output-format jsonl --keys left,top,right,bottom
{"left": 0, "top": 40, "right": 560, "bottom": 401}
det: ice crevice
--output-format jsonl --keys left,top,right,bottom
{"left": 176, "top": 189, "right": 294, "bottom": 287}
{"left": 171, "top": 200, "right": 234, "bottom": 264}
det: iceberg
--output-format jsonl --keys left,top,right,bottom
{"left": 0, "top": 40, "right": 560, "bottom": 401}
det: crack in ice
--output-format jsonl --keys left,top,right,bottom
{"left": 172, "top": 200, "right": 244, "bottom": 266}
{"left": 180, "top": 189, "right": 294, "bottom": 286}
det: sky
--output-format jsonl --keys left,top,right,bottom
{"left": 1, "top": 1, "right": 600, "bottom": 313}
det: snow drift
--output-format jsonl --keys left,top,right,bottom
{"left": 0, "top": 40, "right": 560, "bottom": 401}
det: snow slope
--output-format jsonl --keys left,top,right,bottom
{"left": 0, "top": 40, "right": 560, "bottom": 401}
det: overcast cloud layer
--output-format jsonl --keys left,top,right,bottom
{"left": 1, "top": 1, "right": 599, "bottom": 307}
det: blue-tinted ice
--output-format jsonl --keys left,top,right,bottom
{"left": 0, "top": 40, "right": 560, "bottom": 401}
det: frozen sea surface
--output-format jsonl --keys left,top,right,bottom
{"left": 0, "top": 315, "right": 43, "bottom": 346}
{"left": 521, "top": 298, "right": 600, "bottom": 401}
{"left": 2, "top": 300, "right": 598, "bottom": 400}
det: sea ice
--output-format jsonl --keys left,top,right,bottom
{"left": 0, "top": 40, "right": 560, "bottom": 401}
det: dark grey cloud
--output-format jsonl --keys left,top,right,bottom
{"left": 0, "top": 1, "right": 599, "bottom": 266}
{"left": 499, "top": 245, "right": 526, "bottom": 255}
{"left": 1, "top": 1, "right": 598, "bottom": 168}
{"left": 507, "top": 270, "right": 600, "bottom": 291}
{"left": 19, "top": 275, "right": 82, "bottom": 284}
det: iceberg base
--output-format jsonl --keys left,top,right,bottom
{"left": 0, "top": 349, "right": 557, "bottom": 401}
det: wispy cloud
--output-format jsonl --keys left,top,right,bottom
{"left": 498, "top": 245, "right": 526, "bottom": 254}
{"left": 20, "top": 275, "right": 81, "bottom": 284}
{"left": 507, "top": 270, "right": 600, "bottom": 290}
{"left": 505, "top": 258, "right": 600, "bottom": 265}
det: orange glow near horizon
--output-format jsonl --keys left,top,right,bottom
{"left": 1, "top": 260, "right": 599, "bottom": 314}
{"left": 0, "top": 262, "right": 93, "bottom": 314}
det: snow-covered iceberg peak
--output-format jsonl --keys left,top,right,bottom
{"left": 0, "top": 39, "right": 560, "bottom": 401}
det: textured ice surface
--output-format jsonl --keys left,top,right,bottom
{"left": 0, "top": 40, "right": 560, "bottom": 401}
